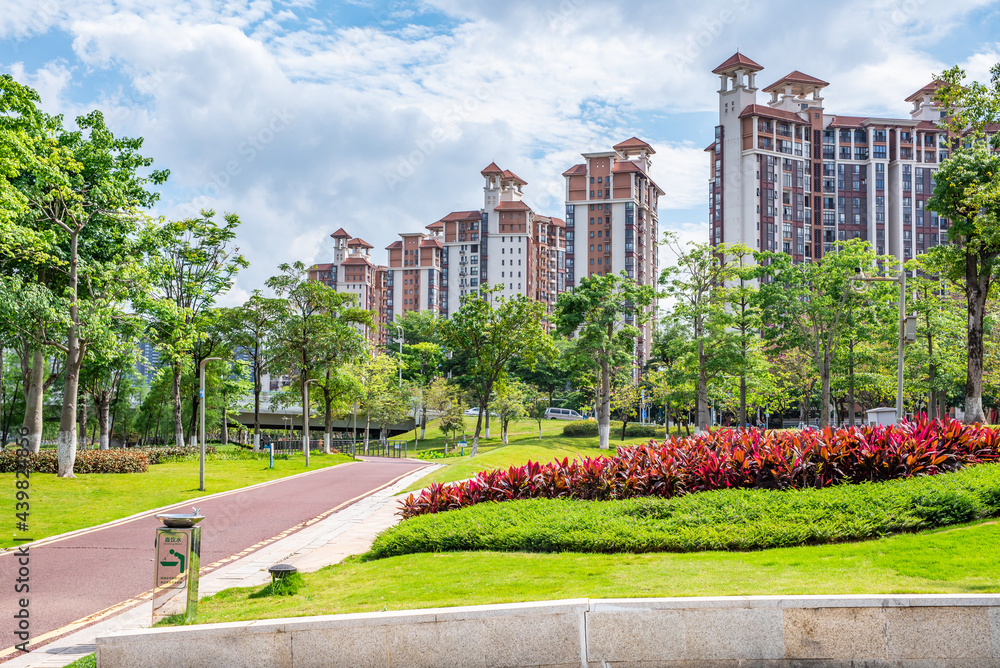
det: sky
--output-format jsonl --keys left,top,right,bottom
{"left": 2, "top": 0, "right": 999, "bottom": 304}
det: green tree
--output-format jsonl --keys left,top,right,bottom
{"left": 140, "top": 211, "right": 246, "bottom": 448}
{"left": 219, "top": 292, "right": 285, "bottom": 450}
{"left": 80, "top": 318, "right": 141, "bottom": 449}
{"left": 426, "top": 377, "right": 464, "bottom": 451}
{"left": 442, "top": 284, "right": 552, "bottom": 456}
{"left": 924, "top": 63, "right": 1000, "bottom": 423}
{"left": 267, "top": 262, "right": 372, "bottom": 446}
{"left": 553, "top": 272, "right": 653, "bottom": 449}
{"left": 492, "top": 379, "right": 527, "bottom": 445}
{"left": 726, "top": 244, "right": 763, "bottom": 425}
{"left": 660, "top": 236, "right": 737, "bottom": 431}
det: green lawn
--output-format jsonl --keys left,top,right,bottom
{"left": 400, "top": 417, "right": 657, "bottom": 492}
{"left": 0, "top": 450, "right": 353, "bottom": 549}
{"left": 183, "top": 517, "right": 1000, "bottom": 625}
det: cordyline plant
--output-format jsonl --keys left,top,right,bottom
{"left": 399, "top": 416, "right": 1000, "bottom": 519}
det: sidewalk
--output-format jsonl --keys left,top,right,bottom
{"left": 2, "top": 461, "right": 439, "bottom": 668}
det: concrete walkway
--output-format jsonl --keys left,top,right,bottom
{"left": 2, "top": 461, "right": 439, "bottom": 668}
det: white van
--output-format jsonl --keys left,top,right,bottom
{"left": 545, "top": 407, "right": 584, "bottom": 421}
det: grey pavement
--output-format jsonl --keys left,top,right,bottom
{"left": 1, "top": 460, "right": 439, "bottom": 668}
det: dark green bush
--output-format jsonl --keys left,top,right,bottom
{"left": 369, "top": 462, "right": 1000, "bottom": 559}
{"left": 562, "top": 421, "right": 598, "bottom": 437}
{"left": 0, "top": 449, "right": 149, "bottom": 474}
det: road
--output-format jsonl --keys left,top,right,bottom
{"left": 0, "top": 458, "right": 427, "bottom": 656}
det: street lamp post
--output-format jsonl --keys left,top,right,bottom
{"left": 394, "top": 325, "right": 404, "bottom": 387}
{"left": 199, "top": 357, "right": 222, "bottom": 492}
{"left": 303, "top": 378, "right": 319, "bottom": 467}
{"left": 852, "top": 265, "right": 917, "bottom": 422}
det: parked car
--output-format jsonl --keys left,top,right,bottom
{"left": 463, "top": 407, "right": 497, "bottom": 417}
{"left": 545, "top": 407, "right": 585, "bottom": 421}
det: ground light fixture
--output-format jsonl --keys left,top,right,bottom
{"left": 199, "top": 357, "right": 223, "bottom": 491}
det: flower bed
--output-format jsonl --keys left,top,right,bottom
{"left": 400, "top": 417, "right": 1000, "bottom": 518}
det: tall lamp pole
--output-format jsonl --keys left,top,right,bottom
{"left": 852, "top": 265, "right": 916, "bottom": 422}
{"left": 199, "top": 357, "right": 222, "bottom": 492}
{"left": 303, "top": 378, "right": 319, "bottom": 467}
{"left": 394, "top": 324, "right": 404, "bottom": 387}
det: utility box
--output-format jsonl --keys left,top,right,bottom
{"left": 866, "top": 407, "right": 898, "bottom": 426}
{"left": 152, "top": 513, "right": 203, "bottom": 624}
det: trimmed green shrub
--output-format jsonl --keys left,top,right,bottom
{"left": 562, "top": 421, "right": 597, "bottom": 437}
{"left": 1, "top": 449, "right": 149, "bottom": 474}
{"left": 369, "top": 462, "right": 1000, "bottom": 558}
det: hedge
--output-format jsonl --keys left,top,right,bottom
{"left": 368, "top": 461, "right": 1000, "bottom": 558}
{"left": 0, "top": 449, "right": 149, "bottom": 474}
{"left": 563, "top": 421, "right": 662, "bottom": 438}
{"left": 404, "top": 416, "right": 1000, "bottom": 518}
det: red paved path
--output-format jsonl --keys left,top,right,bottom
{"left": 0, "top": 458, "right": 426, "bottom": 655}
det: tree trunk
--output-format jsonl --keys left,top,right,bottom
{"left": 79, "top": 393, "right": 88, "bottom": 448}
{"left": 597, "top": 357, "right": 611, "bottom": 449}
{"left": 221, "top": 400, "right": 229, "bottom": 446}
{"left": 848, "top": 339, "right": 855, "bottom": 428}
{"left": 964, "top": 253, "right": 990, "bottom": 424}
{"left": 21, "top": 348, "right": 45, "bottom": 453}
{"left": 171, "top": 361, "right": 185, "bottom": 447}
{"left": 696, "top": 339, "right": 710, "bottom": 432}
{"left": 57, "top": 289, "right": 83, "bottom": 478}
{"left": 253, "top": 373, "right": 262, "bottom": 451}
{"left": 364, "top": 410, "right": 371, "bottom": 453}
{"left": 471, "top": 410, "right": 483, "bottom": 457}
{"left": 98, "top": 390, "right": 111, "bottom": 450}
{"left": 420, "top": 399, "right": 427, "bottom": 440}
{"left": 484, "top": 409, "right": 490, "bottom": 439}
{"left": 819, "top": 352, "right": 832, "bottom": 429}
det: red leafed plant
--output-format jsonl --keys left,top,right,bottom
{"left": 399, "top": 416, "right": 1000, "bottom": 519}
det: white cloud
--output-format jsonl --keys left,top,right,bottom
{"left": 3, "top": 0, "right": 999, "bottom": 303}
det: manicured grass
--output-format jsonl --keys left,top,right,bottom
{"left": 401, "top": 418, "right": 656, "bottom": 492}
{"left": 184, "top": 517, "right": 1000, "bottom": 625}
{"left": 0, "top": 450, "right": 353, "bottom": 549}
{"left": 372, "top": 463, "right": 1000, "bottom": 557}
{"left": 64, "top": 654, "right": 95, "bottom": 668}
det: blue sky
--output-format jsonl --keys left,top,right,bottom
{"left": 2, "top": 0, "right": 999, "bottom": 302}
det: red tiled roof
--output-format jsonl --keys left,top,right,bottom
{"left": 905, "top": 80, "right": 945, "bottom": 103}
{"left": 916, "top": 120, "right": 942, "bottom": 131}
{"left": 613, "top": 137, "right": 655, "bottom": 153}
{"left": 440, "top": 210, "right": 482, "bottom": 222}
{"left": 425, "top": 220, "right": 444, "bottom": 230}
{"left": 385, "top": 240, "right": 403, "bottom": 250}
{"left": 547, "top": 217, "right": 566, "bottom": 228}
{"left": 481, "top": 162, "right": 504, "bottom": 175}
{"left": 738, "top": 104, "right": 809, "bottom": 124}
{"left": 762, "top": 70, "right": 829, "bottom": 93}
{"left": 342, "top": 257, "right": 373, "bottom": 266}
{"left": 704, "top": 142, "right": 716, "bottom": 152}
{"left": 495, "top": 201, "right": 533, "bottom": 212}
{"left": 419, "top": 238, "right": 443, "bottom": 249}
{"left": 309, "top": 262, "right": 335, "bottom": 271}
{"left": 501, "top": 169, "right": 527, "bottom": 185}
{"left": 562, "top": 163, "right": 587, "bottom": 177}
{"left": 329, "top": 227, "right": 351, "bottom": 238}
{"left": 828, "top": 115, "right": 867, "bottom": 129}
{"left": 712, "top": 52, "right": 764, "bottom": 74}
{"left": 347, "top": 237, "right": 373, "bottom": 248}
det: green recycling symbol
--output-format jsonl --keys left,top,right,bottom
{"left": 160, "top": 549, "right": 186, "bottom": 573}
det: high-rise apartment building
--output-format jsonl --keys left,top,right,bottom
{"left": 383, "top": 164, "right": 567, "bottom": 322}
{"left": 707, "top": 52, "right": 950, "bottom": 263}
{"left": 310, "top": 144, "right": 660, "bottom": 360}
{"left": 562, "top": 138, "right": 663, "bottom": 364}
{"left": 307, "top": 228, "right": 390, "bottom": 346}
